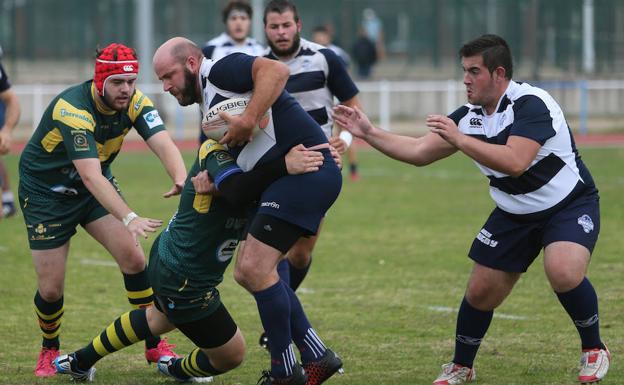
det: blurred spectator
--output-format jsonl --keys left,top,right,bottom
{"left": 0, "top": 45, "right": 21, "bottom": 218}
{"left": 312, "top": 25, "right": 350, "bottom": 68}
{"left": 362, "top": 8, "right": 385, "bottom": 60}
{"left": 352, "top": 28, "right": 377, "bottom": 79}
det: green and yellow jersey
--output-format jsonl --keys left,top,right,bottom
{"left": 19, "top": 80, "right": 165, "bottom": 195}
{"left": 154, "top": 140, "right": 246, "bottom": 289}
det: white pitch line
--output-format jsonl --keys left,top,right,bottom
{"left": 427, "top": 306, "right": 531, "bottom": 320}
{"left": 80, "top": 259, "right": 118, "bottom": 267}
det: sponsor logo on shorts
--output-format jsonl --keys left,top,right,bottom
{"left": 261, "top": 201, "right": 280, "bottom": 210}
{"left": 577, "top": 214, "right": 594, "bottom": 234}
{"left": 216, "top": 239, "right": 238, "bottom": 262}
{"left": 50, "top": 185, "right": 78, "bottom": 196}
{"left": 142, "top": 110, "right": 163, "bottom": 129}
{"left": 476, "top": 228, "right": 498, "bottom": 247}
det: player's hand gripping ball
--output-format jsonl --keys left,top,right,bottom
{"left": 202, "top": 97, "right": 270, "bottom": 141}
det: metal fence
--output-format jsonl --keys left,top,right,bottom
{"left": 12, "top": 80, "right": 624, "bottom": 140}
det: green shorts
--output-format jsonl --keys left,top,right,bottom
{"left": 18, "top": 178, "right": 121, "bottom": 250}
{"left": 147, "top": 239, "right": 223, "bottom": 324}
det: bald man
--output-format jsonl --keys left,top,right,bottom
{"left": 154, "top": 37, "right": 344, "bottom": 385}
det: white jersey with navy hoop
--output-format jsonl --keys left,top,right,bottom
{"left": 265, "top": 38, "right": 358, "bottom": 139}
{"left": 198, "top": 55, "right": 327, "bottom": 172}
{"left": 202, "top": 32, "right": 265, "bottom": 61}
{"left": 449, "top": 80, "right": 594, "bottom": 216}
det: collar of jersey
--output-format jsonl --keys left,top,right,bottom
{"left": 90, "top": 82, "right": 118, "bottom": 115}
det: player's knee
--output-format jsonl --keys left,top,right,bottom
{"left": 287, "top": 249, "right": 311, "bottom": 268}
{"left": 547, "top": 267, "right": 584, "bottom": 292}
{"left": 233, "top": 265, "right": 254, "bottom": 289}
{"left": 38, "top": 286, "right": 63, "bottom": 302}
{"left": 220, "top": 348, "right": 245, "bottom": 371}
{"left": 465, "top": 282, "right": 501, "bottom": 310}
{"left": 116, "top": 251, "right": 146, "bottom": 274}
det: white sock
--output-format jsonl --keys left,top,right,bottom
{"left": 2, "top": 191, "right": 14, "bottom": 203}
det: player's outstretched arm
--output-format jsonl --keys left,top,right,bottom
{"left": 73, "top": 158, "right": 163, "bottom": 244}
{"left": 145, "top": 131, "right": 187, "bottom": 197}
{"left": 333, "top": 105, "right": 457, "bottom": 166}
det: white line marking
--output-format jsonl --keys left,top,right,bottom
{"left": 80, "top": 259, "right": 118, "bottom": 267}
{"left": 427, "top": 306, "right": 531, "bottom": 320}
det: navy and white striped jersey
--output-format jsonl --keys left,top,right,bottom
{"left": 265, "top": 38, "right": 359, "bottom": 139}
{"left": 202, "top": 33, "right": 265, "bottom": 61}
{"left": 199, "top": 54, "right": 327, "bottom": 172}
{"left": 449, "top": 80, "right": 596, "bottom": 217}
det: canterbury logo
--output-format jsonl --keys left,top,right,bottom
{"left": 123, "top": 65, "right": 134, "bottom": 72}
{"left": 469, "top": 118, "right": 482, "bottom": 126}
{"left": 574, "top": 314, "right": 599, "bottom": 328}
{"left": 456, "top": 334, "right": 482, "bottom": 346}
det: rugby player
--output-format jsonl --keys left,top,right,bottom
{"left": 0, "top": 47, "right": 21, "bottom": 218}
{"left": 334, "top": 34, "right": 610, "bottom": 385}
{"left": 19, "top": 43, "right": 186, "bottom": 377}
{"left": 53, "top": 139, "right": 326, "bottom": 382}
{"left": 153, "top": 37, "right": 343, "bottom": 385}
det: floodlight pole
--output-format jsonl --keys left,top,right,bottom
{"left": 582, "top": 0, "right": 595, "bottom": 74}
{"left": 135, "top": 0, "right": 154, "bottom": 84}
{"left": 252, "top": 0, "right": 265, "bottom": 45}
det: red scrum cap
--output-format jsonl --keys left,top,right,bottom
{"left": 94, "top": 43, "right": 139, "bottom": 96}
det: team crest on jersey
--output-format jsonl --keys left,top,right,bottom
{"left": 71, "top": 130, "right": 89, "bottom": 151}
{"left": 577, "top": 214, "right": 594, "bottom": 233}
{"left": 215, "top": 151, "right": 231, "bottom": 165}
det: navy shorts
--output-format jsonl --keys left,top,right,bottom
{"left": 255, "top": 151, "right": 342, "bottom": 235}
{"left": 469, "top": 190, "right": 600, "bottom": 272}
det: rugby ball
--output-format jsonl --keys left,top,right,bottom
{"left": 201, "top": 97, "right": 270, "bottom": 142}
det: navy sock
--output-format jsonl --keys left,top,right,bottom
{"left": 284, "top": 281, "right": 326, "bottom": 364}
{"left": 253, "top": 281, "right": 296, "bottom": 378}
{"left": 453, "top": 297, "right": 493, "bottom": 368}
{"left": 288, "top": 258, "right": 311, "bottom": 292}
{"left": 277, "top": 259, "right": 290, "bottom": 287}
{"left": 556, "top": 277, "right": 605, "bottom": 350}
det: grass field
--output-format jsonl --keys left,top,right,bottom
{"left": 1, "top": 145, "right": 623, "bottom": 385}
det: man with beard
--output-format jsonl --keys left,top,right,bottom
{"left": 261, "top": 0, "right": 362, "bottom": 349}
{"left": 198, "top": 0, "right": 265, "bottom": 145}
{"left": 19, "top": 43, "right": 186, "bottom": 377}
{"left": 153, "top": 37, "right": 343, "bottom": 385}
